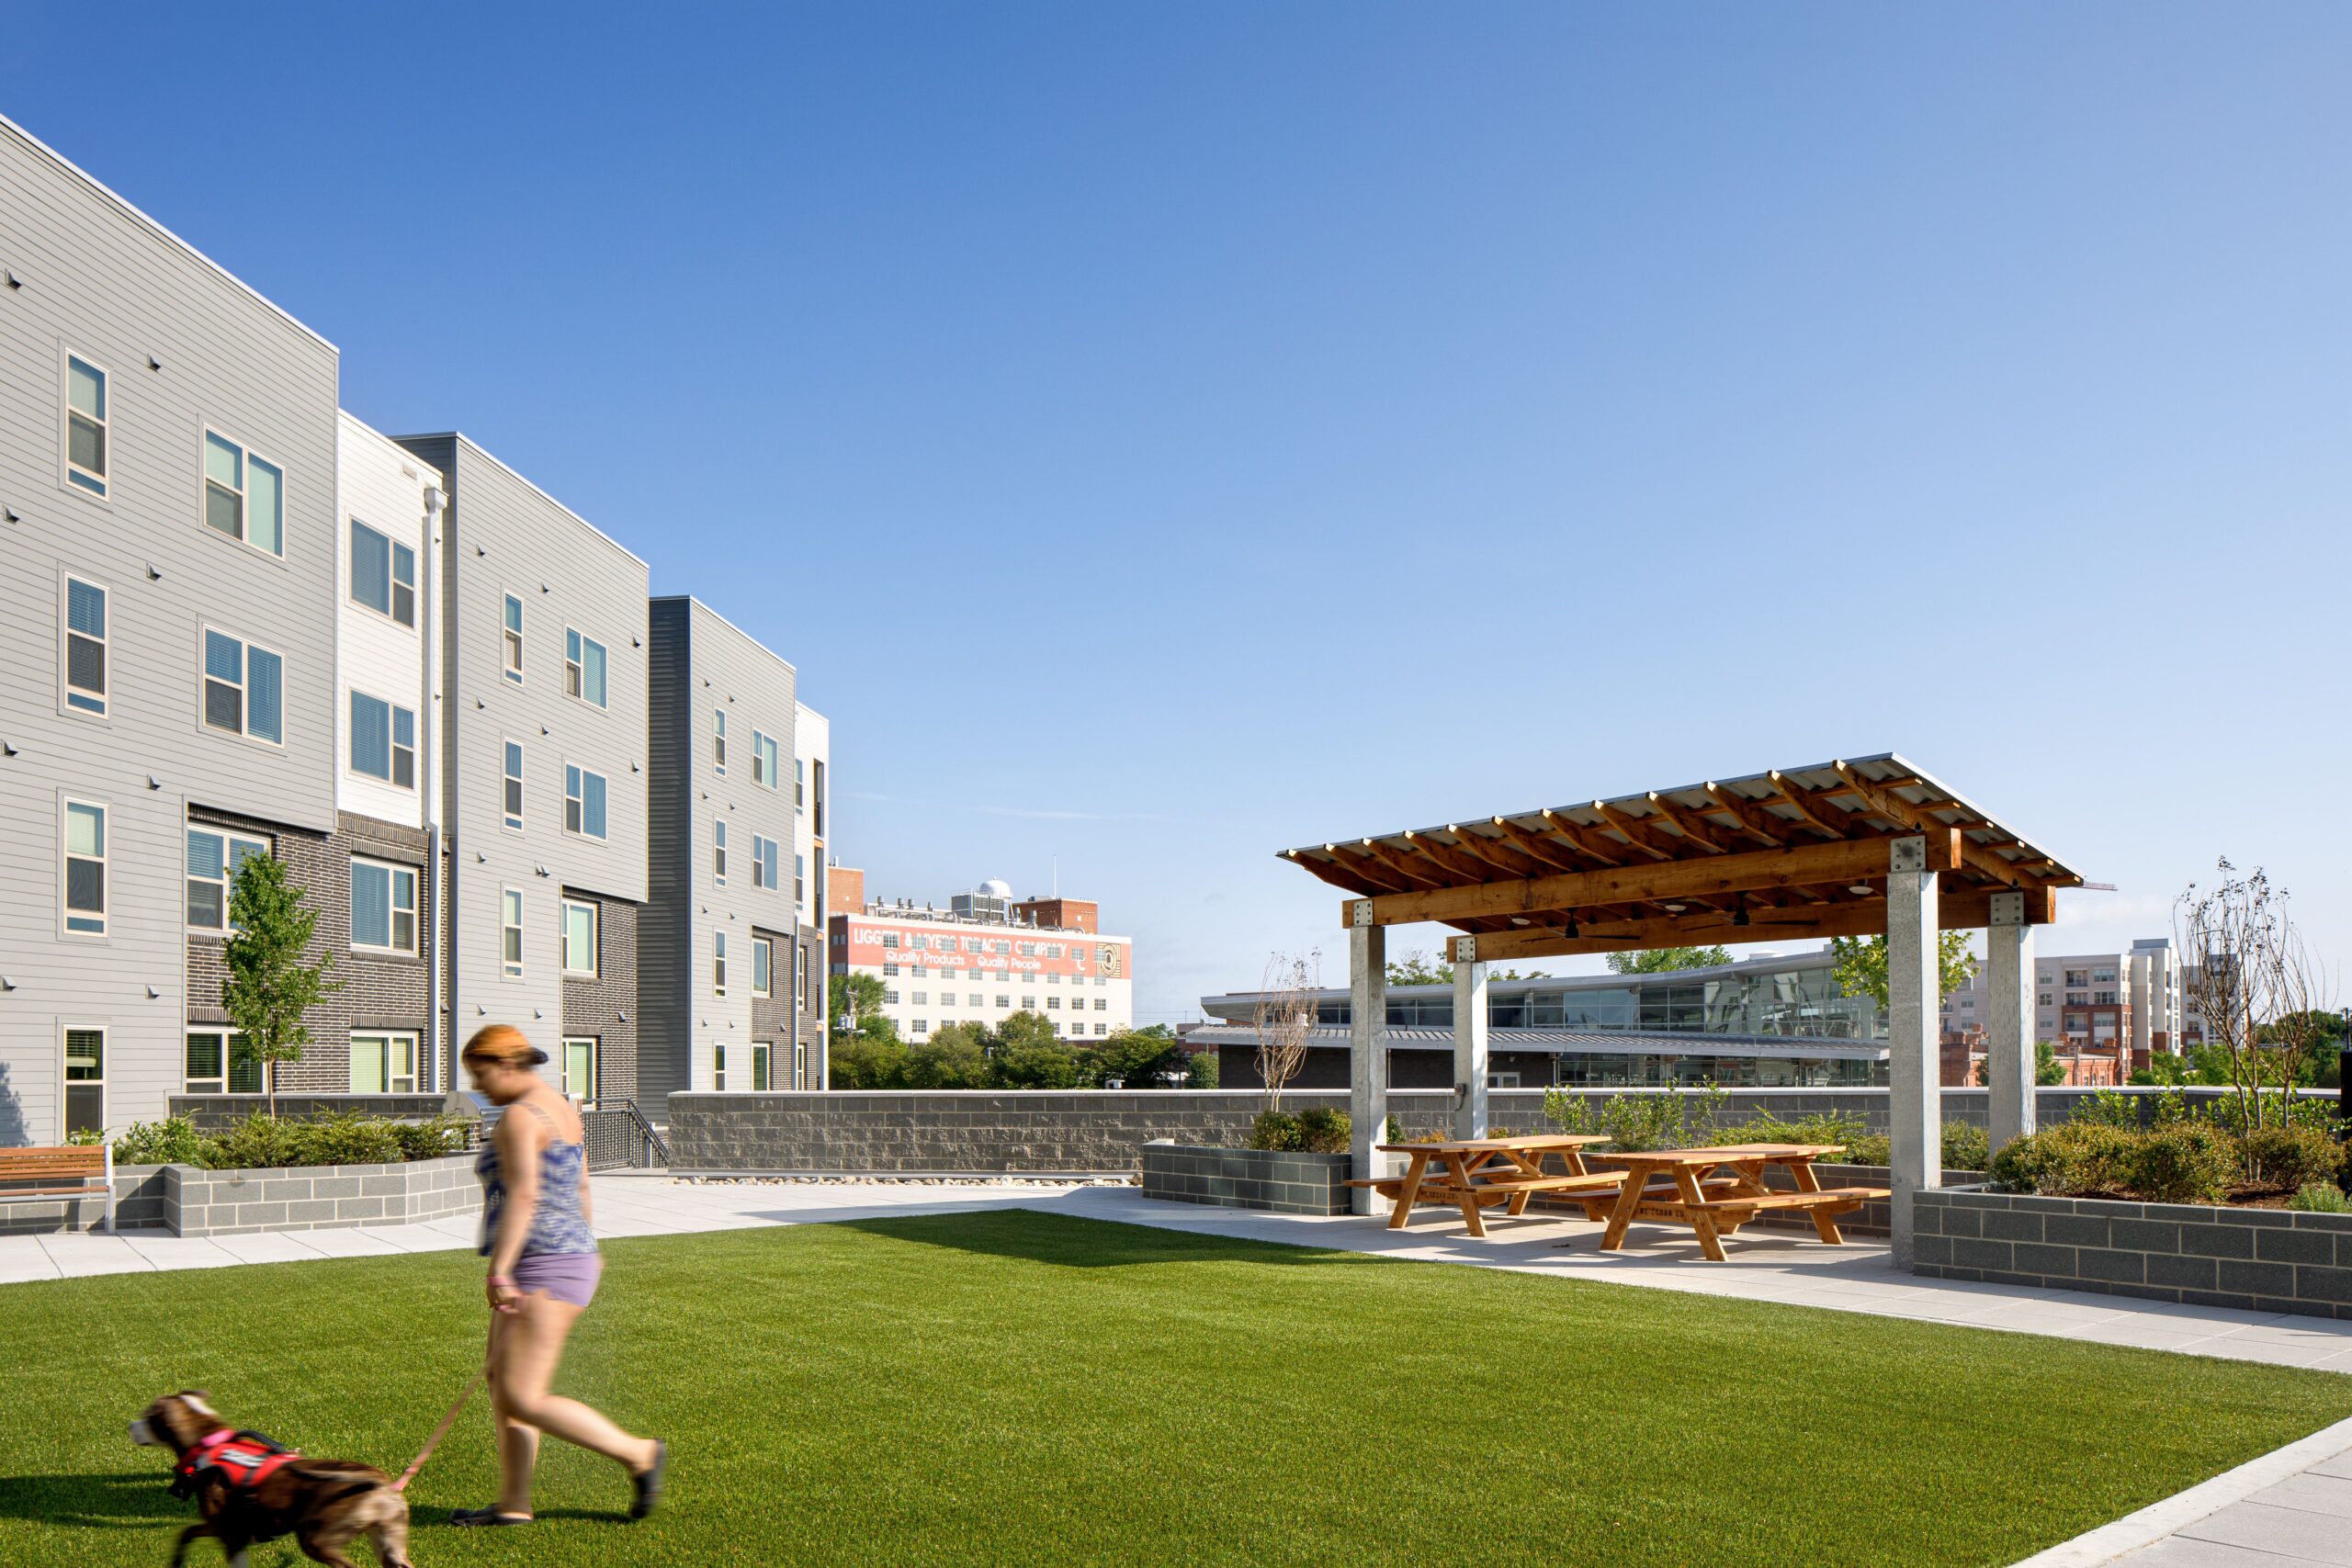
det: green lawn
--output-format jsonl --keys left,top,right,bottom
{"left": 2, "top": 1212, "right": 2347, "bottom": 1566}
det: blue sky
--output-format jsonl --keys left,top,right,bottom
{"left": 11, "top": 5, "right": 2346, "bottom": 1022}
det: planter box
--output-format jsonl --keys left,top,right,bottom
{"left": 1139, "top": 1143, "right": 1351, "bottom": 1216}
{"left": 1914, "top": 1188, "right": 2352, "bottom": 1321}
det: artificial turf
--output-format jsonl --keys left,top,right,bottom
{"left": 0, "top": 1211, "right": 2346, "bottom": 1567}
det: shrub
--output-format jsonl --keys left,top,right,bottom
{"left": 2290, "top": 1182, "right": 2350, "bottom": 1213}
{"left": 1941, "top": 1122, "right": 1991, "bottom": 1173}
{"left": 392, "top": 1114, "right": 474, "bottom": 1161}
{"left": 2068, "top": 1090, "right": 2141, "bottom": 1129}
{"left": 2125, "top": 1122, "right": 2237, "bottom": 1206}
{"left": 1295, "top": 1108, "right": 1351, "bottom": 1155}
{"left": 1247, "top": 1111, "right": 1304, "bottom": 1152}
{"left": 2244, "top": 1124, "right": 2342, "bottom": 1190}
{"left": 1595, "top": 1095, "right": 1687, "bottom": 1154}
{"left": 1988, "top": 1122, "right": 2143, "bottom": 1197}
{"left": 112, "top": 1119, "right": 207, "bottom": 1167}
{"left": 209, "top": 1111, "right": 305, "bottom": 1171}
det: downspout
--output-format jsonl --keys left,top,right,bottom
{"left": 422, "top": 481, "right": 449, "bottom": 1098}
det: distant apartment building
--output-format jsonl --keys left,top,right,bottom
{"left": 829, "top": 881, "right": 1134, "bottom": 1044}
{"left": 1940, "top": 935, "right": 2185, "bottom": 1085}
{"left": 793, "top": 702, "right": 830, "bottom": 1079}
{"left": 641, "top": 598, "right": 824, "bottom": 1100}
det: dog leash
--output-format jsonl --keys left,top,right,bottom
{"left": 393, "top": 1371, "right": 487, "bottom": 1495}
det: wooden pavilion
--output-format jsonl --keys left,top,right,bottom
{"left": 1277, "top": 754, "right": 2086, "bottom": 1262}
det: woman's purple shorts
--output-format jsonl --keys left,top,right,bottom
{"left": 513, "top": 1251, "right": 604, "bottom": 1307}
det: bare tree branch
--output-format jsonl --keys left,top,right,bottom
{"left": 1252, "top": 949, "right": 1320, "bottom": 1115}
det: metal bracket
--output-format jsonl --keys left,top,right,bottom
{"left": 1889, "top": 835, "right": 1928, "bottom": 874}
{"left": 1453, "top": 936, "right": 1476, "bottom": 963}
{"left": 1988, "top": 890, "right": 2026, "bottom": 927}
{"left": 1351, "top": 900, "right": 1375, "bottom": 928}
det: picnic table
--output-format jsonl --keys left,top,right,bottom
{"left": 1347, "top": 1134, "right": 1620, "bottom": 1238}
{"left": 1577, "top": 1143, "right": 1890, "bottom": 1261}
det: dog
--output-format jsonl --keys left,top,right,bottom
{"left": 130, "top": 1391, "right": 413, "bottom": 1568}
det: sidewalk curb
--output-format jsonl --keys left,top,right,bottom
{"left": 2011, "top": 1412, "right": 2352, "bottom": 1566}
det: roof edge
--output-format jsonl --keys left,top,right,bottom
{"left": 391, "top": 432, "right": 650, "bottom": 572}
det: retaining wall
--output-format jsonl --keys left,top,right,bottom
{"left": 164, "top": 1153, "right": 479, "bottom": 1237}
{"left": 1139, "top": 1145, "right": 1350, "bottom": 1215}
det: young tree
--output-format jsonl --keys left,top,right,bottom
{"left": 1384, "top": 949, "right": 1451, "bottom": 987}
{"left": 220, "top": 852, "right": 340, "bottom": 1118}
{"left": 1253, "top": 950, "right": 1320, "bottom": 1113}
{"left": 1826, "top": 932, "right": 1978, "bottom": 1011}
{"left": 1605, "top": 945, "right": 1734, "bottom": 975}
{"left": 829, "top": 972, "right": 888, "bottom": 1035}
{"left": 1182, "top": 1045, "right": 1221, "bottom": 1089}
{"left": 2177, "top": 859, "right": 2335, "bottom": 1145}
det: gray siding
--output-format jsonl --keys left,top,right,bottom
{"left": 639, "top": 598, "right": 796, "bottom": 1103}
{"left": 400, "top": 434, "right": 649, "bottom": 1082}
{"left": 0, "top": 118, "right": 340, "bottom": 1141}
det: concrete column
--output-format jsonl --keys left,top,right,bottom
{"left": 2129, "top": 953, "right": 2154, "bottom": 1067}
{"left": 1452, "top": 943, "right": 1489, "bottom": 1140}
{"left": 1985, "top": 890, "right": 2036, "bottom": 1157}
{"left": 1886, "top": 835, "right": 1940, "bottom": 1267}
{"left": 1349, "top": 905, "right": 1389, "bottom": 1216}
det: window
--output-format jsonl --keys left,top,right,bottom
{"left": 349, "top": 691, "right": 415, "bottom": 786}
{"left": 204, "top": 629, "right": 284, "bottom": 744}
{"left": 565, "top": 627, "right": 608, "bottom": 707}
{"left": 797, "top": 947, "right": 808, "bottom": 1010}
{"left": 1022, "top": 996, "right": 1036, "bottom": 1010}
{"left": 350, "top": 858, "right": 418, "bottom": 953}
{"left": 1046, "top": 997, "right": 1060, "bottom": 1010}
{"left": 714, "top": 708, "right": 728, "bottom": 773}
{"left": 350, "top": 1032, "right": 419, "bottom": 1094}
{"left": 350, "top": 521, "right": 415, "bottom": 626}
{"left": 752, "top": 835, "right": 780, "bottom": 890}
{"left": 502, "top": 594, "right": 525, "bottom": 682}
{"left": 202, "top": 430, "right": 283, "bottom": 556}
{"left": 996, "top": 995, "right": 1010, "bottom": 1008}
{"left": 881, "top": 962, "right": 899, "bottom": 976}
{"left": 880, "top": 932, "right": 899, "bottom": 950}
{"left": 795, "top": 854, "right": 806, "bottom": 906}
{"left": 795, "top": 757, "right": 805, "bottom": 811}
{"left": 502, "top": 887, "right": 525, "bottom": 977}
{"left": 187, "top": 828, "right": 268, "bottom": 931}
{"left": 912, "top": 1020, "right": 928, "bottom": 1036}
{"left": 882, "top": 988, "right": 899, "bottom": 1005}
{"left": 1094, "top": 998, "right": 1107, "bottom": 1011}
{"left": 63, "top": 1026, "right": 105, "bottom": 1139}
{"left": 63, "top": 799, "right": 106, "bottom": 935}
{"left": 795, "top": 1041, "right": 808, "bottom": 1089}
{"left": 967, "top": 994, "right": 982, "bottom": 1008}
{"left": 715, "top": 819, "right": 729, "bottom": 884}
{"left": 63, "top": 575, "right": 107, "bottom": 715}
{"left": 554, "top": 898, "right": 596, "bottom": 976}
{"left": 1094, "top": 1023, "right": 1108, "bottom": 1037}
{"left": 185, "top": 1029, "right": 263, "bottom": 1095}
{"left": 752, "top": 1042, "right": 773, "bottom": 1092}
{"left": 713, "top": 1043, "right": 728, "bottom": 1091}
{"left": 714, "top": 931, "right": 728, "bottom": 997}
{"left": 753, "top": 730, "right": 779, "bottom": 788}
{"left": 562, "top": 1037, "right": 597, "bottom": 1100}
{"left": 503, "top": 740, "right": 525, "bottom": 829}
{"left": 65, "top": 354, "right": 108, "bottom": 497}
{"left": 753, "top": 937, "right": 773, "bottom": 997}
{"left": 911, "top": 991, "right": 928, "bottom": 1006}
{"left": 565, "top": 764, "right": 608, "bottom": 839}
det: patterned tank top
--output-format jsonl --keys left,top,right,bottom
{"left": 477, "top": 1099, "right": 597, "bottom": 1258}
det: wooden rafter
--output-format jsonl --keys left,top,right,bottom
{"left": 1593, "top": 803, "right": 1684, "bottom": 861}
{"left": 1829, "top": 761, "right": 2061, "bottom": 889}
{"left": 1537, "top": 810, "right": 1631, "bottom": 868}
{"left": 1484, "top": 818, "right": 1587, "bottom": 874}
{"left": 1431, "top": 827, "right": 1550, "bottom": 881}
{"left": 1643, "top": 792, "right": 1743, "bottom": 853}
{"left": 1449, "top": 883, "right": 2052, "bottom": 965}
{"left": 1702, "top": 783, "right": 1796, "bottom": 848}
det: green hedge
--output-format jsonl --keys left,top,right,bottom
{"left": 113, "top": 1111, "right": 473, "bottom": 1170}
{"left": 1990, "top": 1116, "right": 2343, "bottom": 1205}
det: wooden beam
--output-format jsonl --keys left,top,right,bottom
{"left": 1644, "top": 792, "right": 1742, "bottom": 853}
{"left": 1764, "top": 772, "right": 1851, "bottom": 839}
{"left": 1341, "top": 830, "right": 1962, "bottom": 929}
{"left": 1430, "top": 827, "right": 1550, "bottom": 881}
{"left": 1283, "top": 850, "right": 1378, "bottom": 897}
{"left": 1537, "top": 810, "right": 1631, "bottom": 868}
{"left": 1702, "top": 783, "right": 1793, "bottom": 848}
{"left": 1486, "top": 818, "right": 1587, "bottom": 874}
{"left": 1593, "top": 802, "right": 1685, "bottom": 860}
{"left": 1350, "top": 839, "right": 1452, "bottom": 890}
{"left": 1447, "top": 883, "right": 2044, "bottom": 964}
{"left": 1830, "top": 761, "right": 2049, "bottom": 890}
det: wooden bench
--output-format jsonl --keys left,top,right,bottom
{"left": 1595, "top": 1145, "right": 1881, "bottom": 1260}
{"left": 0, "top": 1145, "right": 115, "bottom": 1232}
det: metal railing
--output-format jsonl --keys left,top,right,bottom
{"left": 580, "top": 1100, "right": 672, "bottom": 1171}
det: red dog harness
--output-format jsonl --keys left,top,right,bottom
{"left": 172, "top": 1427, "right": 301, "bottom": 1500}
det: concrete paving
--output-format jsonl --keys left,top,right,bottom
{"left": 10, "top": 1176, "right": 2352, "bottom": 1564}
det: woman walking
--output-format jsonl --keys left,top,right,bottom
{"left": 454, "top": 1025, "right": 665, "bottom": 1528}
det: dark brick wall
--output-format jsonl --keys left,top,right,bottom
{"left": 187, "top": 809, "right": 436, "bottom": 1095}
{"left": 750, "top": 922, "right": 797, "bottom": 1085}
{"left": 563, "top": 893, "right": 639, "bottom": 1102}
{"left": 796, "top": 925, "right": 826, "bottom": 1085}
{"left": 1914, "top": 1189, "right": 2352, "bottom": 1321}
{"left": 1141, "top": 1145, "right": 1350, "bottom": 1215}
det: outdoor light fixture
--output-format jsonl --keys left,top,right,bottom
{"left": 4, "top": 270, "right": 19, "bottom": 288}
{"left": 1510, "top": 917, "right": 1530, "bottom": 927}
{"left": 1563, "top": 919, "right": 1581, "bottom": 938}
{"left": 4, "top": 506, "right": 18, "bottom": 523}
{"left": 1732, "top": 905, "right": 1751, "bottom": 928}
{"left": 1662, "top": 903, "right": 1687, "bottom": 914}
{"left": 145, "top": 562, "right": 161, "bottom": 580}
{"left": 1849, "top": 884, "right": 1875, "bottom": 897}
{"left": 147, "top": 355, "right": 161, "bottom": 370}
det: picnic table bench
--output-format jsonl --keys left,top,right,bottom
{"left": 0, "top": 1145, "right": 115, "bottom": 1232}
{"left": 1345, "top": 1134, "right": 1618, "bottom": 1238}
{"left": 1580, "top": 1144, "right": 1887, "bottom": 1261}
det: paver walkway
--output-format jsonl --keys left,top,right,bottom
{"left": 10, "top": 1176, "right": 2352, "bottom": 1564}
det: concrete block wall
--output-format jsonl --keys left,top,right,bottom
{"left": 1140, "top": 1145, "right": 1350, "bottom": 1215}
{"left": 1914, "top": 1190, "right": 2352, "bottom": 1321}
{"left": 164, "top": 1094, "right": 459, "bottom": 1134}
{"left": 164, "top": 1152, "right": 477, "bottom": 1237}
{"left": 0, "top": 1163, "right": 166, "bottom": 1235}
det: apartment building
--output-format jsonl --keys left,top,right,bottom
{"left": 0, "top": 116, "right": 343, "bottom": 1138}
{"left": 793, "top": 702, "right": 830, "bottom": 1080}
{"left": 642, "top": 598, "right": 815, "bottom": 1099}
{"left": 395, "top": 435, "right": 650, "bottom": 1103}
{"left": 1940, "top": 935, "right": 2186, "bottom": 1084}
{"left": 829, "top": 883, "right": 1135, "bottom": 1043}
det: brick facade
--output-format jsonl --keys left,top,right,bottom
{"left": 186, "top": 809, "right": 437, "bottom": 1096}
{"left": 562, "top": 893, "right": 639, "bottom": 1103}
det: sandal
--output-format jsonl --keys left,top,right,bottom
{"left": 630, "top": 1439, "right": 667, "bottom": 1520}
{"left": 451, "top": 1507, "right": 532, "bottom": 1527}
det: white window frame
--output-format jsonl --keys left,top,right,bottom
{"left": 795, "top": 756, "right": 805, "bottom": 811}
{"left": 503, "top": 738, "right": 526, "bottom": 830}
{"left": 753, "top": 936, "right": 774, "bottom": 998}
{"left": 62, "top": 1023, "right": 106, "bottom": 1141}
{"left": 752, "top": 730, "right": 779, "bottom": 789}
{"left": 565, "top": 763, "right": 609, "bottom": 840}
{"left": 713, "top": 707, "right": 728, "bottom": 773}
{"left": 795, "top": 853, "right": 806, "bottom": 907}
{"left": 347, "top": 688, "right": 416, "bottom": 787}
{"left": 349, "top": 518, "right": 416, "bottom": 628}
{"left": 715, "top": 818, "right": 729, "bottom": 885}
{"left": 502, "top": 593, "right": 525, "bottom": 683}
{"left": 350, "top": 856, "right": 419, "bottom": 955}
{"left": 61, "top": 570, "right": 110, "bottom": 718}
{"left": 501, "top": 886, "right": 525, "bottom": 978}
{"left": 62, "top": 795, "right": 107, "bottom": 938}
{"left": 751, "top": 1041, "right": 774, "bottom": 1092}
{"left": 794, "top": 1040, "right": 808, "bottom": 1089}
{"left": 752, "top": 834, "right": 775, "bottom": 890}
{"left": 350, "top": 1032, "right": 420, "bottom": 1095}
{"left": 201, "top": 626, "right": 287, "bottom": 747}
{"left": 564, "top": 626, "right": 608, "bottom": 708}
{"left": 714, "top": 931, "right": 729, "bottom": 998}
{"left": 563, "top": 898, "right": 599, "bottom": 977}
{"left": 200, "top": 426, "right": 286, "bottom": 558}
{"left": 63, "top": 348, "right": 110, "bottom": 501}
{"left": 186, "top": 827, "right": 269, "bottom": 933}
{"left": 561, "top": 1036, "right": 598, "bottom": 1101}
{"left": 185, "top": 1026, "right": 265, "bottom": 1096}
{"left": 712, "top": 1043, "right": 729, "bottom": 1092}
